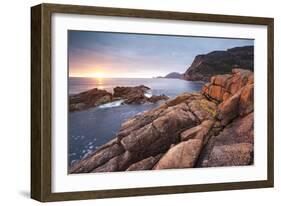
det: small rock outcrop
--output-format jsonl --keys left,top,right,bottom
{"left": 69, "top": 85, "right": 168, "bottom": 112}
{"left": 70, "top": 68, "right": 254, "bottom": 173}
{"left": 183, "top": 46, "right": 253, "bottom": 82}
{"left": 69, "top": 88, "right": 113, "bottom": 112}
{"left": 113, "top": 85, "right": 168, "bottom": 104}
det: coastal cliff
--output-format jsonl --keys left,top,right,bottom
{"left": 183, "top": 46, "right": 254, "bottom": 82}
{"left": 70, "top": 68, "right": 254, "bottom": 173}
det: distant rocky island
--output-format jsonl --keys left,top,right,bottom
{"left": 157, "top": 72, "right": 183, "bottom": 79}
{"left": 70, "top": 68, "right": 254, "bottom": 173}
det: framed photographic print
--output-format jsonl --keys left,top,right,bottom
{"left": 31, "top": 3, "right": 274, "bottom": 202}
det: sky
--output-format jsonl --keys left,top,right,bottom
{"left": 68, "top": 31, "right": 254, "bottom": 78}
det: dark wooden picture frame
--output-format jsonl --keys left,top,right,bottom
{"left": 31, "top": 3, "right": 274, "bottom": 202}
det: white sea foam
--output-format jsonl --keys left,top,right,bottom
{"left": 144, "top": 90, "right": 153, "bottom": 98}
{"left": 82, "top": 151, "right": 92, "bottom": 159}
{"left": 71, "top": 160, "right": 78, "bottom": 165}
{"left": 98, "top": 100, "right": 124, "bottom": 109}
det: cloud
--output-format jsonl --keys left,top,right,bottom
{"left": 68, "top": 31, "right": 254, "bottom": 77}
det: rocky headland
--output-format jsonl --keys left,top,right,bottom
{"left": 183, "top": 46, "right": 254, "bottom": 82}
{"left": 157, "top": 72, "right": 183, "bottom": 79}
{"left": 69, "top": 85, "right": 169, "bottom": 112}
{"left": 69, "top": 68, "right": 254, "bottom": 173}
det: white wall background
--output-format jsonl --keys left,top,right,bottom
{"left": 0, "top": 0, "right": 279, "bottom": 205}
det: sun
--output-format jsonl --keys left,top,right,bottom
{"left": 91, "top": 72, "right": 105, "bottom": 78}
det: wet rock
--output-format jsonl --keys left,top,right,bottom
{"left": 69, "top": 143, "right": 124, "bottom": 173}
{"left": 69, "top": 85, "right": 169, "bottom": 112}
{"left": 69, "top": 88, "right": 113, "bottom": 112}
{"left": 114, "top": 85, "right": 168, "bottom": 104}
{"left": 148, "top": 94, "right": 169, "bottom": 103}
{"left": 113, "top": 85, "right": 149, "bottom": 98}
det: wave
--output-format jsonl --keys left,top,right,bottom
{"left": 98, "top": 100, "right": 125, "bottom": 109}
{"left": 144, "top": 90, "right": 153, "bottom": 98}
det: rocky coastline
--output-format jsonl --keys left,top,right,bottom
{"left": 69, "top": 68, "right": 254, "bottom": 173}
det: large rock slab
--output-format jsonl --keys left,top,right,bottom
{"left": 208, "top": 85, "right": 225, "bottom": 102}
{"left": 217, "top": 89, "right": 241, "bottom": 125}
{"left": 154, "top": 139, "right": 203, "bottom": 169}
{"left": 69, "top": 143, "right": 124, "bottom": 173}
{"left": 180, "top": 120, "right": 214, "bottom": 142}
{"left": 120, "top": 103, "right": 197, "bottom": 157}
{"left": 188, "top": 99, "right": 217, "bottom": 121}
{"left": 239, "top": 83, "right": 254, "bottom": 116}
{"left": 126, "top": 154, "right": 163, "bottom": 171}
{"left": 196, "top": 112, "right": 254, "bottom": 167}
{"left": 92, "top": 151, "right": 133, "bottom": 173}
{"left": 228, "top": 69, "right": 252, "bottom": 95}
{"left": 211, "top": 74, "right": 232, "bottom": 87}
{"left": 203, "top": 143, "right": 253, "bottom": 167}
{"left": 117, "top": 93, "right": 196, "bottom": 140}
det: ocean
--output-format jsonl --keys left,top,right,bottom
{"left": 68, "top": 77, "right": 204, "bottom": 167}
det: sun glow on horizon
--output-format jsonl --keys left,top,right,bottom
{"left": 69, "top": 67, "right": 166, "bottom": 79}
{"left": 91, "top": 72, "right": 106, "bottom": 78}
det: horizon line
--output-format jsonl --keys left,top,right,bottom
{"left": 69, "top": 76, "right": 158, "bottom": 79}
